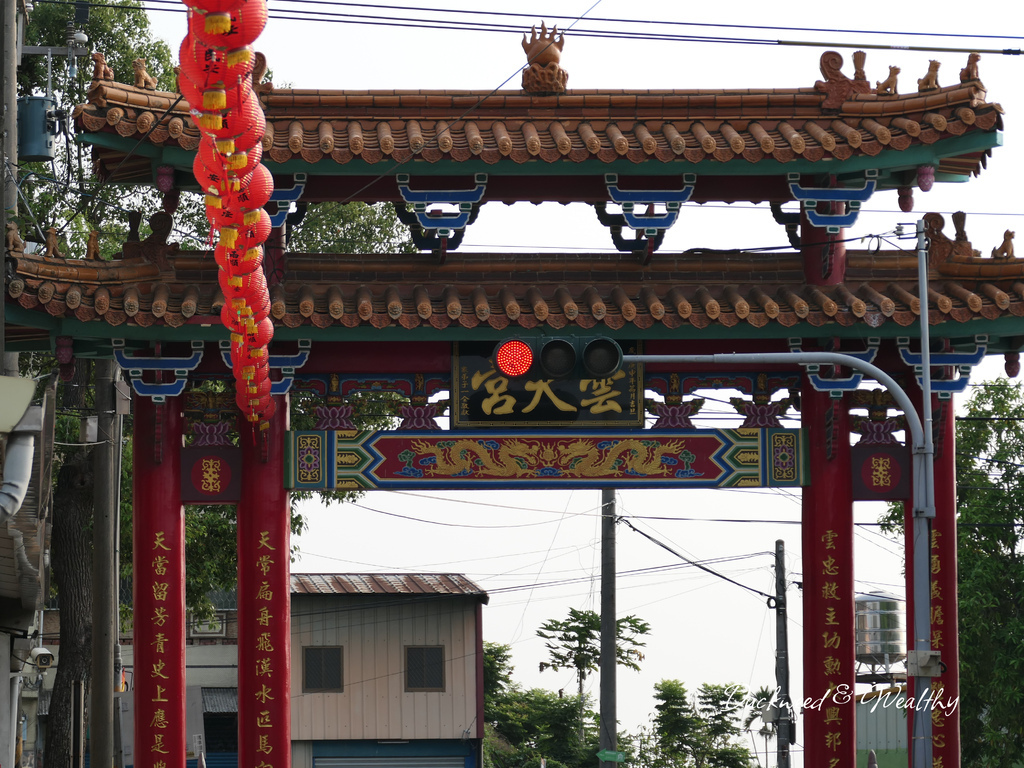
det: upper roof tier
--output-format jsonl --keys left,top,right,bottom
{"left": 73, "top": 47, "right": 1003, "bottom": 203}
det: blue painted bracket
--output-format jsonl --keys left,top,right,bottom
{"left": 897, "top": 335, "right": 987, "bottom": 395}
{"left": 113, "top": 339, "right": 204, "bottom": 403}
{"left": 605, "top": 173, "right": 695, "bottom": 233}
{"left": 219, "top": 339, "right": 311, "bottom": 394}
{"left": 789, "top": 338, "right": 880, "bottom": 394}
{"left": 787, "top": 171, "right": 877, "bottom": 232}
{"left": 396, "top": 173, "right": 488, "bottom": 232}
{"left": 267, "top": 173, "right": 308, "bottom": 227}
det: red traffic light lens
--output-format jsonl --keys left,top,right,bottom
{"left": 495, "top": 339, "right": 533, "bottom": 377}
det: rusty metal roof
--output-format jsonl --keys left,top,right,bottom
{"left": 291, "top": 573, "right": 488, "bottom": 602}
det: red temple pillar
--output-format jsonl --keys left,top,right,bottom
{"left": 238, "top": 396, "right": 291, "bottom": 768}
{"left": 929, "top": 399, "right": 960, "bottom": 767}
{"left": 800, "top": 195, "right": 847, "bottom": 285}
{"left": 801, "top": 385, "right": 856, "bottom": 767}
{"left": 132, "top": 395, "right": 186, "bottom": 768}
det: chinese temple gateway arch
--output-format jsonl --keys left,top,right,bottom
{"left": 6, "top": 27, "right": 1019, "bottom": 768}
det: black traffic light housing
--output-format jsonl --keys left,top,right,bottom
{"left": 493, "top": 337, "right": 623, "bottom": 379}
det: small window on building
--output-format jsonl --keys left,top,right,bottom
{"left": 303, "top": 646, "right": 343, "bottom": 692}
{"left": 405, "top": 645, "right": 445, "bottom": 692}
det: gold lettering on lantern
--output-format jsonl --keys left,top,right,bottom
{"left": 257, "top": 531, "right": 276, "bottom": 550}
{"left": 256, "top": 632, "right": 274, "bottom": 652}
{"left": 255, "top": 684, "right": 275, "bottom": 703}
{"left": 201, "top": 458, "right": 223, "bottom": 493}
{"left": 152, "top": 555, "right": 169, "bottom": 575}
{"left": 257, "top": 734, "right": 273, "bottom": 754}
{"left": 256, "top": 554, "right": 275, "bottom": 575}
{"left": 825, "top": 732, "right": 841, "bottom": 751}
{"left": 153, "top": 582, "right": 169, "bottom": 601}
{"left": 821, "top": 530, "right": 838, "bottom": 550}
{"left": 256, "top": 581, "right": 273, "bottom": 601}
{"left": 150, "top": 709, "right": 168, "bottom": 729}
{"left": 152, "top": 633, "right": 167, "bottom": 653}
{"left": 822, "top": 631, "right": 841, "bottom": 649}
{"left": 822, "top": 556, "right": 839, "bottom": 576}
{"left": 821, "top": 581, "right": 839, "bottom": 600}
{"left": 824, "top": 606, "right": 839, "bottom": 625}
{"left": 257, "top": 606, "right": 272, "bottom": 626}
{"left": 256, "top": 657, "right": 273, "bottom": 677}
{"left": 153, "top": 607, "right": 168, "bottom": 627}
{"left": 151, "top": 659, "right": 169, "bottom": 679}
{"left": 823, "top": 656, "right": 841, "bottom": 676}
{"left": 151, "top": 734, "right": 170, "bottom": 754}
{"left": 824, "top": 706, "right": 841, "bottom": 724}
{"left": 257, "top": 710, "right": 272, "bottom": 728}
{"left": 153, "top": 532, "right": 171, "bottom": 551}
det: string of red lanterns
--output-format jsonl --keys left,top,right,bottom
{"left": 179, "top": 0, "right": 275, "bottom": 428}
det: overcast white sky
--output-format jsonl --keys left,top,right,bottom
{"left": 139, "top": 1, "right": 1024, "bottom": 761}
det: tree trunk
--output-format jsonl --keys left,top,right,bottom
{"left": 46, "top": 450, "right": 95, "bottom": 768}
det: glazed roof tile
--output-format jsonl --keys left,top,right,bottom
{"left": 72, "top": 50, "right": 1003, "bottom": 191}
{"left": 8, "top": 236, "right": 1024, "bottom": 335}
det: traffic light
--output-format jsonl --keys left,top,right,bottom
{"left": 493, "top": 337, "right": 623, "bottom": 379}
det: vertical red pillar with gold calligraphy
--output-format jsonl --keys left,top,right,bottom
{"left": 930, "top": 399, "right": 960, "bottom": 767}
{"left": 801, "top": 385, "right": 856, "bottom": 768}
{"left": 133, "top": 395, "right": 186, "bottom": 768}
{"left": 238, "top": 396, "right": 291, "bottom": 768}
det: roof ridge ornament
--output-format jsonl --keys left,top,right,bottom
{"left": 522, "top": 22, "right": 568, "bottom": 94}
{"left": 814, "top": 50, "right": 871, "bottom": 111}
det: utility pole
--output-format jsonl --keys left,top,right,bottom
{"left": 91, "top": 359, "right": 120, "bottom": 768}
{"left": 774, "top": 539, "right": 793, "bottom": 768}
{"left": 599, "top": 488, "right": 616, "bottom": 768}
{"left": 1, "top": 0, "right": 21, "bottom": 363}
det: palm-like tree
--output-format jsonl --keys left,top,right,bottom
{"left": 742, "top": 686, "right": 777, "bottom": 767}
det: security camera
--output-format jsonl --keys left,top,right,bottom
{"left": 30, "top": 647, "right": 54, "bottom": 670}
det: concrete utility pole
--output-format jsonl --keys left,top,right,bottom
{"left": 774, "top": 540, "right": 792, "bottom": 768}
{"left": 599, "top": 488, "right": 617, "bottom": 768}
{"left": 1, "top": 0, "right": 21, "bottom": 362}
{"left": 91, "top": 359, "right": 121, "bottom": 768}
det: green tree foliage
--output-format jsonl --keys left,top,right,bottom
{"left": 287, "top": 201, "right": 417, "bottom": 254}
{"left": 879, "top": 380, "right": 1024, "bottom": 766}
{"left": 483, "top": 641, "right": 600, "bottom": 768}
{"left": 650, "top": 680, "right": 753, "bottom": 768}
{"left": 538, "top": 607, "right": 650, "bottom": 700}
{"left": 15, "top": 0, "right": 177, "bottom": 257}
{"left": 951, "top": 381, "right": 1024, "bottom": 766}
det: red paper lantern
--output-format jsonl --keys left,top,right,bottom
{"left": 178, "top": 38, "right": 255, "bottom": 87}
{"left": 215, "top": 243, "right": 263, "bottom": 275}
{"left": 223, "top": 163, "right": 274, "bottom": 212}
{"left": 218, "top": 206, "right": 271, "bottom": 250}
{"left": 193, "top": 89, "right": 265, "bottom": 153}
{"left": 193, "top": 152, "right": 255, "bottom": 196}
{"left": 242, "top": 316, "right": 274, "bottom": 348}
{"left": 217, "top": 266, "right": 267, "bottom": 302}
{"left": 199, "top": 134, "right": 263, "bottom": 177}
{"left": 183, "top": 0, "right": 244, "bottom": 15}
{"left": 188, "top": 0, "right": 268, "bottom": 51}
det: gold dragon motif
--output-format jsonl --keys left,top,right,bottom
{"left": 408, "top": 438, "right": 687, "bottom": 479}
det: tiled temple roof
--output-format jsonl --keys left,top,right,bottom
{"left": 72, "top": 50, "right": 1002, "bottom": 191}
{"left": 7, "top": 219, "right": 1024, "bottom": 337}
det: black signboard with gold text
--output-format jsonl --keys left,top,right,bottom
{"left": 452, "top": 341, "right": 643, "bottom": 428}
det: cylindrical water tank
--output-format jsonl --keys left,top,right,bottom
{"left": 855, "top": 592, "right": 906, "bottom": 666}
{"left": 18, "top": 96, "right": 57, "bottom": 162}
